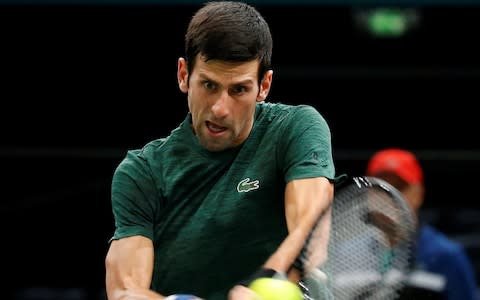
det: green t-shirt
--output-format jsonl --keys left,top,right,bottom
{"left": 110, "top": 102, "right": 339, "bottom": 299}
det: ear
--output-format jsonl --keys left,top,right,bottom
{"left": 257, "top": 70, "right": 273, "bottom": 102}
{"left": 177, "top": 57, "right": 189, "bottom": 94}
{"left": 405, "top": 184, "right": 425, "bottom": 214}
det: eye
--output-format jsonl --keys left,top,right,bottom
{"left": 203, "top": 81, "right": 216, "bottom": 91}
{"left": 231, "top": 85, "right": 247, "bottom": 95}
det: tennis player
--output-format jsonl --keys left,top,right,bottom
{"left": 105, "top": 1, "right": 343, "bottom": 300}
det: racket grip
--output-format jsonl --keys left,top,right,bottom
{"left": 291, "top": 257, "right": 305, "bottom": 276}
{"left": 238, "top": 268, "right": 285, "bottom": 286}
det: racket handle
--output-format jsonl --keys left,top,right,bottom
{"left": 238, "top": 267, "right": 285, "bottom": 286}
{"left": 291, "top": 257, "right": 305, "bottom": 276}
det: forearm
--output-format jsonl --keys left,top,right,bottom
{"left": 262, "top": 224, "right": 314, "bottom": 273}
{"left": 106, "top": 236, "right": 167, "bottom": 300}
{"left": 262, "top": 208, "right": 331, "bottom": 280}
{"left": 106, "top": 260, "right": 167, "bottom": 300}
{"left": 263, "top": 177, "right": 333, "bottom": 277}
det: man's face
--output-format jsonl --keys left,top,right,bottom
{"left": 366, "top": 189, "right": 407, "bottom": 246}
{"left": 178, "top": 55, "right": 272, "bottom": 152}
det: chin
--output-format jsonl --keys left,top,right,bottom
{"left": 205, "top": 143, "right": 229, "bottom": 152}
{"left": 198, "top": 138, "right": 226, "bottom": 152}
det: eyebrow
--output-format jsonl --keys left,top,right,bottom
{"left": 198, "top": 74, "right": 254, "bottom": 86}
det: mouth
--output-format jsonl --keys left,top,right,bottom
{"left": 206, "top": 120, "right": 227, "bottom": 135}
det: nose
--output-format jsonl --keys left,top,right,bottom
{"left": 211, "top": 91, "right": 229, "bottom": 118}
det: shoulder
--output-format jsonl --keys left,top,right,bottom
{"left": 417, "top": 225, "right": 478, "bottom": 290}
{"left": 263, "top": 102, "right": 321, "bottom": 115}
{"left": 259, "top": 102, "right": 327, "bottom": 125}
{"left": 419, "top": 225, "right": 467, "bottom": 258}
{"left": 115, "top": 138, "right": 168, "bottom": 172}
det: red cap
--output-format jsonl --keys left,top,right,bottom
{"left": 366, "top": 148, "right": 423, "bottom": 184}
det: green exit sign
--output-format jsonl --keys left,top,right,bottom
{"left": 369, "top": 9, "right": 409, "bottom": 36}
{"left": 355, "top": 7, "right": 421, "bottom": 38}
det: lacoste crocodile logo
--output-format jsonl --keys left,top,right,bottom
{"left": 237, "top": 177, "right": 260, "bottom": 193}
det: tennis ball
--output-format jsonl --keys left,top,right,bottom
{"left": 249, "top": 277, "right": 303, "bottom": 300}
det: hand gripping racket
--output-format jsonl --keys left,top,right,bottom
{"left": 296, "top": 176, "right": 416, "bottom": 300}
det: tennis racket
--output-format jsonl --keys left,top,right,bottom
{"left": 296, "top": 176, "right": 416, "bottom": 300}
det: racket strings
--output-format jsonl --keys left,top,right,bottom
{"left": 301, "top": 179, "right": 415, "bottom": 300}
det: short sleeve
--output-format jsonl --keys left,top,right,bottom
{"left": 279, "top": 105, "right": 339, "bottom": 183}
{"left": 109, "top": 149, "right": 159, "bottom": 242}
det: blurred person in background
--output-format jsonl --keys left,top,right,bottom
{"left": 366, "top": 148, "right": 478, "bottom": 300}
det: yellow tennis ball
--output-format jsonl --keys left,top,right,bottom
{"left": 249, "top": 277, "right": 303, "bottom": 300}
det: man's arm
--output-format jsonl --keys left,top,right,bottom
{"left": 229, "top": 177, "right": 334, "bottom": 299}
{"left": 105, "top": 235, "right": 165, "bottom": 300}
{"left": 264, "top": 176, "right": 333, "bottom": 278}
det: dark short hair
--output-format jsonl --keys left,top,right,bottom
{"left": 185, "top": 1, "right": 273, "bottom": 83}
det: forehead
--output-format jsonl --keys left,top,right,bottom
{"left": 192, "top": 55, "right": 260, "bottom": 83}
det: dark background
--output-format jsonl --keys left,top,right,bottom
{"left": 1, "top": 2, "right": 480, "bottom": 299}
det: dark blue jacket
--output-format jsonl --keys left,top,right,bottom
{"left": 416, "top": 224, "right": 478, "bottom": 300}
